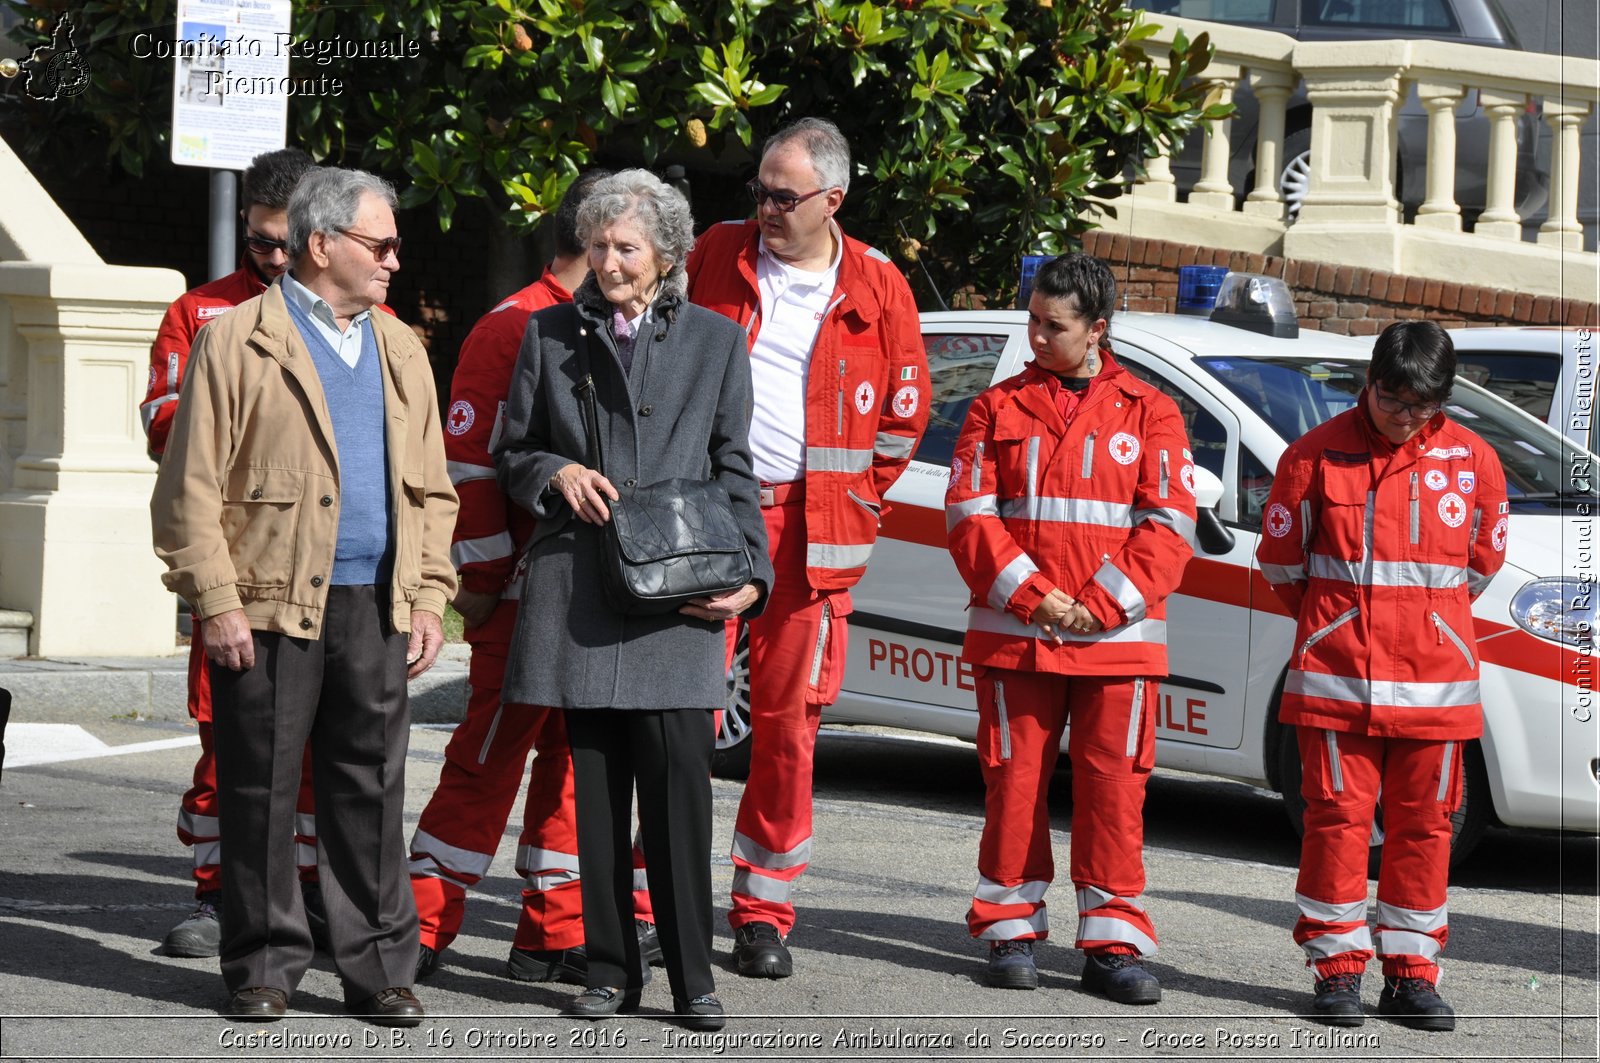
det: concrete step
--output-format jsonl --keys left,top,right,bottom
{"left": 0, "top": 609, "right": 33, "bottom": 657}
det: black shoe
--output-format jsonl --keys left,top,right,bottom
{"left": 301, "top": 881, "right": 331, "bottom": 953}
{"left": 415, "top": 943, "right": 440, "bottom": 982}
{"left": 1081, "top": 951, "right": 1161, "bottom": 1005}
{"left": 1311, "top": 972, "right": 1366, "bottom": 1027}
{"left": 561, "top": 986, "right": 641, "bottom": 1019}
{"left": 1379, "top": 976, "right": 1456, "bottom": 1031}
{"left": 733, "top": 922, "right": 792, "bottom": 979}
{"left": 637, "top": 920, "right": 664, "bottom": 966}
{"left": 507, "top": 944, "right": 589, "bottom": 984}
{"left": 223, "top": 986, "right": 287, "bottom": 1021}
{"left": 163, "top": 892, "right": 221, "bottom": 958}
{"left": 349, "top": 987, "right": 424, "bottom": 1028}
{"left": 983, "top": 939, "right": 1039, "bottom": 990}
{"left": 672, "top": 994, "right": 726, "bottom": 1031}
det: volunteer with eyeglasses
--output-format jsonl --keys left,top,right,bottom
{"left": 685, "top": 117, "right": 929, "bottom": 980}
{"left": 1257, "top": 320, "right": 1509, "bottom": 1032}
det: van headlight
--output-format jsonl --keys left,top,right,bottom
{"left": 1509, "top": 578, "right": 1597, "bottom": 647}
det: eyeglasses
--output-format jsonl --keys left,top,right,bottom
{"left": 746, "top": 178, "right": 828, "bottom": 214}
{"left": 243, "top": 231, "right": 288, "bottom": 256}
{"left": 336, "top": 228, "right": 402, "bottom": 261}
{"left": 1374, "top": 389, "right": 1443, "bottom": 420}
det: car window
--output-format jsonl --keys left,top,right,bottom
{"left": 1239, "top": 447, "right": 1275, "bottom": 529}
{"left": 1301, "top": 0, "right": 1457, "bottom": 31}
{"left": 915, "top": 332, "right": 1008, "bottom": 467}
{"left": 1128, "top": 0, "right": 1275, "bottom": 23}
{"left": 1453, "top": 350, "right": 1560, "bottom": 423}
{"left": 1114, "top": 353, "right": 1230, "bottom": 484}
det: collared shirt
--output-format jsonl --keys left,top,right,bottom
{"left": 281, "top": 272, "right": 373, "bottom": 370}
{"left": 748, "top": 224, "right": 844, "bottom": 483}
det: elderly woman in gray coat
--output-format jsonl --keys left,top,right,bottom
{"left": 493, "top": 169, "right": 772, "bottom": 1031}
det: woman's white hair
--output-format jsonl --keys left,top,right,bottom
{"left": 575, "top": 169, "right": 695, "bottom": 300}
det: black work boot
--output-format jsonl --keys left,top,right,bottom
{"left": 983, "top": 939, "right": 1039, "bottom": 990}
{"left": 1081, "top": 950, "right": 1161, "bottom": 1005}
{"left": 732, "top": 921, "right": 793, "bottom": 978}
{"left": 1311, "top": 972, "right": 1366, "bottom": 1026}
{"left": 162, "top": 892, "right": 221, "bottom": 957}
{"left": 1379, "top": 975, "right": 1456, "bottom": 1031}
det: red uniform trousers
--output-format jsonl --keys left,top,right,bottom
{"left": 177, "top": 624, "right": 317, "bottom": 897}
{"left": 408, "top": 610, "right": 652, "bottom": 953}
{"left": 729, "top": 493, "right": 849, "bottom": 936}
{"left": 1293, "top": 727, "right": 1459, "bottom": 983}
{"left": 966, "top": 668, "right": 1159, "bottom": 957}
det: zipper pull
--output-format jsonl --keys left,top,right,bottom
{"left": 1431, "top": 612, "right": 1443, "bottom": 645}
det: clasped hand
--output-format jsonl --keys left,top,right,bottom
{"left": 551, "top": 463, "right": 618, "bottom": 525}
{"left": 1030, "top": 589, "right": 1103, "bottom": 644}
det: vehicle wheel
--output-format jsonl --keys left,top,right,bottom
{"left": 712, "top": 623, "right": 752, "bottom": 779}
{"left": 1278, "top": 127, "right": 1313, "bottom": 222}
{"left": 1277, "top": 723, "right": 1490, "bottom": 875}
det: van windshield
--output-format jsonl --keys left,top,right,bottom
{"left": 1194, "top": 355, "right": 1590, "bottom": 503}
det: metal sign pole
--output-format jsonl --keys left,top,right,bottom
{"left": 209, "top": 168, "right": 237, "bottom": 282}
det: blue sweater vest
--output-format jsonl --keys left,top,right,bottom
{"left": 284, "top": 299, "right": 392, "bottom": 585}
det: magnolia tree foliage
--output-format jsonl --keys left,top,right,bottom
{"left": 3, "top": 0, "right": 1224, "bottom": 304}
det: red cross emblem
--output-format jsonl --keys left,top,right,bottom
{"left": 1438, "top": 491, "right": 1466, "bottom": 528}
{"left": 892, "top": 385, "right": 918, "bottom": 419}
{"left": 1266, "top": 502, "right": 1293, "bottom": 538}
{"left": 1109, "top": 431, "right": 1140, "bottom": 465}
{"left": 447, "top": 399, "right": 475, "bottom": 436}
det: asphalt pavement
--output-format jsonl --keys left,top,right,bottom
{"left": 1, "top": 696, "right": 1595, "bottom": 1062}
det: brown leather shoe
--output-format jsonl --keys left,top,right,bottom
{"left": 349, "top": 987, "right": 424, "bottom": 1027}
{"left": 224, "top": 986, "right": 287, "bottom": 1021}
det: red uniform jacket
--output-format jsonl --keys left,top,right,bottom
{"left": 1256, "top": 397, "right": 1509, "bottom": 739}
{"left": 686, "top": 219, "right": 929, "bottom": 591}
{"left": 946, "top": 357, "right": 1197, "bottom": 676}
{"left": 446, "top": 269, "right": 572, "bottom": 644}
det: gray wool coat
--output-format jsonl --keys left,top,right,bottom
{"left": 493, "top": 275, "right": 773, "bottom": 710}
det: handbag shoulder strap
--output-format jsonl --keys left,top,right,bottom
{"left": 573, "top": 328, "right": 606, "bottom": 477}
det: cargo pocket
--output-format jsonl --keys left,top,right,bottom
{"left": 804, "top": 593, "right": 851, "bottom": 706}
{"left": 1125, "top": 678, "right": 1157, "bottom": 770}
{"left": 220, "top": 466, "right": 303, "bottom": 589}
{"left": 1436, "top": 740, "right": 1464, "bottom": 812}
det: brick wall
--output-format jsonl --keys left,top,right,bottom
{"left": 1081, "top": 231, "right": 1599, "bottom": 333}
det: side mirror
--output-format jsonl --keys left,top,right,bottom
{"left": 1188, "top": 466, "right": 1235, "bottom": 555}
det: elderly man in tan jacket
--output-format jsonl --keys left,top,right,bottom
{"left": 151, "top": 166, "right": 457, "bottom": 1028}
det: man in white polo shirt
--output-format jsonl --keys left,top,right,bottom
{"left": 686, "top": 117, "right": 929, "bottom": 979}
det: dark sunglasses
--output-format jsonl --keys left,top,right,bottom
{"left": 336, "top": 228, "right": 403, "bottom": 260}
{"left": 243, "top": 232, "right": 289, "bottom": 255}
{"left": 746, "top": 178, "right": 828, "bottom": 214}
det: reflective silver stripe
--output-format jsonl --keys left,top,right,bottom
{"left": 1364, "top": 490, "right": 1376, "bottom": 561}
{"left": 1126, "top": 678, "right": 1145, "bottom": 758}
{"left": 1094, "top": 559, "right": 1147, "bottom": 623}
{"left": 731, "top": 831, "right": 813, "bottom": 871}
{"left": 296, "top": 840, "right": 316, "bottom": 867}
{"left": 1077, "top": 916, "right": 1158, "bottom": 957}
{"left": 1260, "top": 562, "right": 1306, "bottom": 585}
{"left": 972, "top": 442, "right": 984, "bottom": 491}
{"left": 968, "top": 608, "right": 1167, "bottom": 646}
{"left": 987, "top": 553, "right": 1041, "bottom": 612}
{"left": 1287, "top": 671, "right": 1482, "bottom": 709}
{"left": 1324, "top": 730, "right": 1344, "bottom": 793}
{"left": 1467, "top": 568, "right": 1493, "bottom": 597}
{"left": 999, "top": 496, "right": 1133, "bottom": 528}
{"left": 177, "top": 810, "right": 219, "bottom": 836}
{"left": 478, "top": 705, "right": 504, "bottom": 765}
{"left": 1026, "top": 436, "right": 1041, "bottom": 499}
{"left": 805, "top": 446, "right": 873, "bottom": 474}
{"left": 1301, "top": 927, "right": 1375, "bottom": 959}
{"left": 452, "top": 531, "right": 515, "bottom": 567}
{"left": 167, "top": 352, "right": 180, "bottom": 392}
{"left": 1410, "top": 482, "right": 1421, "bottom": 545}
{"left": 518, "top": 845, "right": 582, "bottom": 892}
{"left": 873, "top": 431, "right": 916, "bottom": 460}
{"left": 732, "top": 867, "right": 793, "bottom": 903}
{"left": 1076, "top": 885, "right": 1120, "bottom": 912}
{"left": 502, "top": 578, "right": 523, "bottom": 601}
{"left": 1296, "top": 893, "right": 1368, "bottom": 924}
{"left": 946, "top": 494, "right": 999, "bottom": 532}
{"left": 808, "top": 600, "right": 832, "bottom": 688}
{"left": 978, "top": 913, "right": 1048, "bottom": 940}
{"left": 1133, "top": 506, "right": 1197, "bottom": 544}
{"left": 1375, "top": 899, "right": 1448, "bottom": 933}
{"left": 1469, "top": 505, "right": 1482, "bottom": 559}
{"left": 192, "top": 840, "right": 221, "bottom": 866}
{"left": 296, "top": 813, "right": 315, "bottom": 838}
{"left": 975, "top": 876, "right": 1047, "bottom": 906}
{"left": 633, "top": 868, "right": 649, "bottom": 892}
{"left": 1430, "top": 611, "right": 1476, "bottom": 667}
{"left": 1437, "top": 742, "right": 1455, "bottom": 802}
{"left": 487, "top": 400, "right": 506, "bottom": 454}
{"left": 447, "top": 460, "right": 497, "bottom": 486}
{"left": 1309, "top": 554, "right": 1468, "bottom": 589}
{"left": 408, "top": 828, "right": 495, "bottom": 878}
{"left": 1300, "top": 498, "right": 1314, "bottom": 551}
{"left": 140, "top": 393, "right": 178, "bottom": 432}
{"left": 1159, "top": 449, "right": 1170, "bottom": 499}
{"left": 995, "top": 680, "right": 1012, "bottom": 761}
{"left": 524, "top": 867, "right": 581, "bottom": 891}
{"left": 1374, "top": 929, "right": 1444, "bottom": 959}
{"left": 1299, "top": 606, "right": 1361, "bottom": 663}
{"left": 807, "top": 542, "right": 874, "bottom": 570}
{"left": 1081, "top": 432, "right": 1096, "bottom": 478}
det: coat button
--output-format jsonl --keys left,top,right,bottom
{"left": 299, "top": 617, "right": 313, "bottom": 630}
{"left": 639, "top": 405, "right": 653, "bottom": 416}
{"left": 310, "top": 575, "right": 324, "bottom": 587}
{"left": 624, "top": 477, "right": 638, "bottom": 487}
{"left": 320, "top": 494, "right": 334, "bottom": 507}
{"left": 250, "top": 487, "right": 262, "bottom": 499}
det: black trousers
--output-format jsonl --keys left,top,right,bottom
{"left": 565, "top": 708, "right": 716, "bottom": 1003}
{"left": 210, "top": 584, "right": 417, "bottom": 1001}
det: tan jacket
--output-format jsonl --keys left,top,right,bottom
{"left": 151, "top": 281, "right": 458, "bottom": 638}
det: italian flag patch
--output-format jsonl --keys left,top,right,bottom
{"left": 900, "top": 366, "right": 918, "bottom": 381}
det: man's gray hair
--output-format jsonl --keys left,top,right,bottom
{"left": 288, "top": 167, "right": 398, "bottom": 258}
{"left": 575, "top": 169, "right": 695, "bottom": 300}
{"left": 762, "top": 117, "right": 851, "bottom": 195}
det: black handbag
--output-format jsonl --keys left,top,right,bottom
{"left": 574, "top": 338, "right": 753, "bottom": 616}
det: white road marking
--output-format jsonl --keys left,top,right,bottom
{"left": 3, "top": 723, "right": 198, "bottom": 769}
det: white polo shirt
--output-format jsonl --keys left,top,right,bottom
{"left": 748, "top": 228, "right": 843, "bottom": 484}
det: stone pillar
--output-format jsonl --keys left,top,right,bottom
{"left": 1414, "top": 80, "right": 1465, "bottom": 232}
{"left": 1242, "top": 68, "right": 1296, "bottom": 220}
{"left": 1133, "top": 139, "right": 1178, "bottom": 203}
{"left": 1538, "top": 98, "right": 1592, "bottom": 252}
{"left": 1474, "top": 90, "right": 1528, "bottom": 241}
{"left": 1188, "top": 64, "right": 1241, "bottom": 212}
